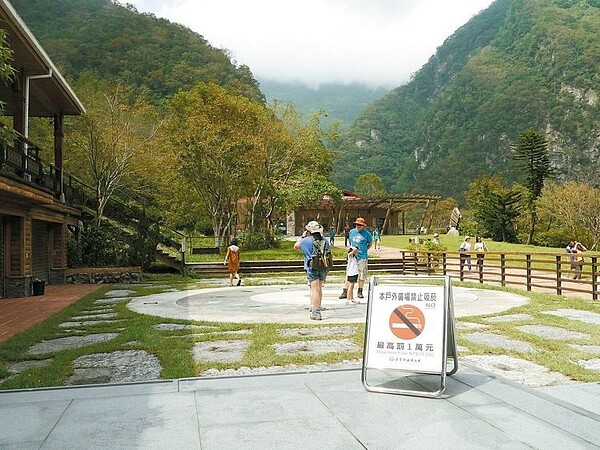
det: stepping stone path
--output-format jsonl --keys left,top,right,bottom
{"left": 192, "top": 340, "right": 251, "bottom": 363}
{"left": 7, "top": 359, "right": 53, "bottom": 374}
{"left": 273, "top": 339, "right": 360, "bottom": 355}
{"left": 462, "top": 355, "right": 573, "bottom": 387}
{"left": 70, "top": 313, "right": 118, "bottom": 320}
{"left": 516, "top": 325, "right": 590, "bottom": 340}
{"left": 578, "top": 358, "right": 600, "bottom": 371}
{"left": 27, "top": 333, "right": 119, "bottom": 355}
{"left": 153, "top": 323, "right": 219, "bottom": 331}
{"left": 544, "top": 309, "right": 600, "bottom": 325}
{"left": 68, "top": 350, "right": 161, "bottom": 385}
{"left": 455, "top": 321, "right": 488, "bottom": 330}
{"left": 484, "top": 313, "right": 532, "bottom": 323}
{"left": 278, "top": 326, "right": 356, "bottom": 338}
{"left": 94, "top": 297, "right": 131, "bottom": 305}
{"left": 570, "top": 344, "right": 600, "bottom": 354}
{"left": 59, "top": 319, "right": 126, "bottom": 328}
{"left": 463, "top": 332, "right": 537, "bottom": 353}
{"left": 105, "top": 289, "right": 135, "bottom": 297}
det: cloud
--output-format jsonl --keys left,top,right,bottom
{"left": 127, "top": 0, "right": 495, "bottom": 88}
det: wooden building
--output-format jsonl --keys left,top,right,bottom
{"left": 289, "top": 190, "right": 440, "bottom": 236}
{"left": 0, "top": 0, "right": 85, "bottom": 298}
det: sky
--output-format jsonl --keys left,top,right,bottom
{"left": 125, "top": 0, "right": 496, "bottom": 88}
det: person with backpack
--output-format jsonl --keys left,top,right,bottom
{"left": 294, "top": 220, "right": 332, "bottom": 320}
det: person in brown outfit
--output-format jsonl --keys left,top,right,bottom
{"left": 225, "top": 238, "right": 241, "bottom": 286}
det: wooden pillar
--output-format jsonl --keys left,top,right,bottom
{"left": 54, "top": 113, "right": 64, "bottom": 197}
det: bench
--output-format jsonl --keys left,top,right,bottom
{"left": 191, "top": 247, "right": 220, "bottom": 255}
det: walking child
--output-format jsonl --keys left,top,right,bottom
{"left": 224, "top": 238, "right": 241, "bottom": 286}
{"left": 345, "top": 246, "right": 360, "bottom": 305}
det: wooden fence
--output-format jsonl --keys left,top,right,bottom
{"left": 400, "top": 250, "right": 599, "bottom": 301}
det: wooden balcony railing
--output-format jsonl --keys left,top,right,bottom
{"left": 399, "top": 250, "right": 599, "bottom": 301}
{"left": 0, "top": 136, "right": 84, "bottom": 205}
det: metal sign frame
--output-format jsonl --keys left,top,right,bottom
{"left": 361, "top": 275, "right": 458, "bottom": 398}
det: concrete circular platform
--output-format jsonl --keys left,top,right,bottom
{"left": 127, "top": 283, "right": 528, "bottom": 324}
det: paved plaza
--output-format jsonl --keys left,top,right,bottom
{"left": 2, "top": 281, "right": 600, "bottom": 448}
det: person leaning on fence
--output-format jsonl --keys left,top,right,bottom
{"left": 566, "top": 240, "right": 576, "bottom": 270}
{"left": 458, "top": 236, "right": 472, "bottom": 271}
{"left": 571, "top": 241, "right": 587, "bottom": 280}
{"left": 294, "top": 220, "right": 331, "bottom": 320}
{"left": 473, "top": 236, "right": 488, "bottom": 269}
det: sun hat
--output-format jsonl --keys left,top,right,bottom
{"left": 465, "top": 236, "right": 471, "bottom": 240}
{"left": 305, "top": 220, "right": 323, "bottom": 234}
{"left": 354, "top": 217, "right": 367, "bottom": 227}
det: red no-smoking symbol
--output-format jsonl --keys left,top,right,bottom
{"left": 389, "top": 305, "right": 425, "bottom": 340}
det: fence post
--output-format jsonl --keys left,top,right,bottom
{"left": 500, "top": 254, "right": 506, "bottom": 287}
{"left": 400, "top": 251, "right": 405, "bottom": 275}
{"left": 427, "top": 252, "right": 432, "bottom": 275}
{"left": 442, "top": 252, "right": 447, "bottom": 275}
{"left": 592, "top": 256, "right": 598, "bottom": 301}
{"left": 526, "top": 254, "right": 532, "bottom": 291}
{"left": 477, "top": 254, "right": 483, "bottom": 283}
{"left": 556, "top": 255, "right": 562, "bottom": 296}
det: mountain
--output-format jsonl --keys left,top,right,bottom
{"left": 259, "top": 80, "right": 389, "bottom": 128}
{"left": 9, "top": 0, "right": 263, "bottom": 103}
{"left": 332, "top": 0, "right": 600, "bottom": 200}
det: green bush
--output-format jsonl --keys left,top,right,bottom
{"left": 67, "top": 226, "right": 127, "bottom": 268}
{"left": 532, "top": 228, "right": 572, "bottom": 248}
{"left": 239, "top": 231, "right": 282, "bottom": 250}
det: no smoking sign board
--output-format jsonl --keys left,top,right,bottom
{"left": 365, "top": 282, "right": 447, "bottom": 373}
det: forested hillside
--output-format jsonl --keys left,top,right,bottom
{"left": 333, "top": 0, "right": 600, "bottom": 200}
{"left": 10, "top": 0, "right": 263, "bottom": 103}
{"left": 260, "top": 80, "right": 389, "bottom": 128}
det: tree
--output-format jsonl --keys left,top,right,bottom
{"left": 354, "top": 173, "right": 387, "bottom": 197}
{"left": 511, "top": 128, "right": 554, "bottom": 244}
{"left": 65, "top": 74, "right": 161, "bottom": 227}
{"left": 0, "top": 28, "right": 15, "bottom": 123}
{"left": 465, "top": 174, "right": 523, "bottom": 242}
{"left": 165, "top": 83, "right": 265, "bottom": 244}
{"left": 537, "top": 181, "right": 600, "bottom": 250}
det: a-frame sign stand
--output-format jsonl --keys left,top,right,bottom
{"left": 362, "top": 275, "right": 458, "bottom": 397}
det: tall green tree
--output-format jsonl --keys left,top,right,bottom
{"left": 165, "top": 83, "right": 265, "bottom": 244}
{"left": 465, "top": 173, "right": 523, "bottom": 242}
{"left": 511, "top": 128, "right": 554, "bottom": 244}
{"left": 65, "top": 74, "right": 161, "bottom": 227}
{"left": 354, "top": 173, "right": 387, "bottom": 197}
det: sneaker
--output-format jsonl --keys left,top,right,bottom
{"left": 310, "top": 310, "right": 322, "bottom": 320}
{"left": 307, "top": 306, "right": 327, "bottom": 311}
{"left": 345, "top": 300, "right": 359, "bottom": 306}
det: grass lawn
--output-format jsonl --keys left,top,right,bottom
{"left": 1, "top": 272, "right": 599, "bottom": 390}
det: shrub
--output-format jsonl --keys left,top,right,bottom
{"left": 67, "top": 226, "right": 127, "bottom": 268}
{"left": 239, "top": 231, "right": 282, "bottom": 250}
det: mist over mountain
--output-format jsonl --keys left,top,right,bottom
{"left": 260, "top": 80, "right": 389, "bottom": 128}
{"left": 332, "top": 0, "right": 600, "bottom": 200}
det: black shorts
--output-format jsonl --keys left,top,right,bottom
{"left": 347, "top": 274, "right": 358, "bottom": 283}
